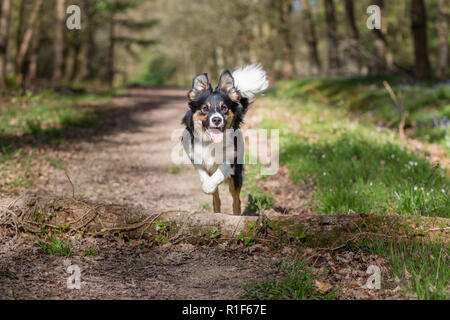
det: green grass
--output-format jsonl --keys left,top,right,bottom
{"left": 199, "top": 202, "right": 211, "bottom": 210}
{"left": 352, "top": 239, "right": 449, "bottom": 300}
{"left": 242, "top": 261, "right": 338, "bottom": 300}
{"left": 0, "top": 90, "right": 112, "bottom": 192}
{"left": 255, "top": 97, "right": 449, "bottom": 218}
{"left": 83, "top": 248, "right": 99, "bottom": 256}
{"left": 0, "top": 90, "right": 111, "bottom": 145}
{"left": 45, "top": 157, "right": 65, "bottom": 169}
{"left": 37, "top": 237, "right": 72, "bottom": 256}
{"left": 243, "top": 193, "right": 274, "bottom": 216}
{"left": 169, "top": 165, "right": 181, "bottom": 174}
{"left": 272, "top": 78, "right": 450, "bottom": 151}
{"left": 0, "top": 145, "right": 33, "bottom": 191}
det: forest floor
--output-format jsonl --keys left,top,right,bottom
{"left": 0, "top": 87, "right": 448, "bottom": 300}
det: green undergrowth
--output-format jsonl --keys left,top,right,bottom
{"left": 0, "top": 89, "right": 114, "bottom": 192}
{"left": 272, "top": 78, "right": 450, "bottom": 151}
{"left": 352, "top": 239, "right": 449, "bottom": 300}
{"left": 0, "top": 90, "right": 113, "bottom": 145}
{"left": 242, "top": 261, "right": 338, "bottom": 300}
{"left": 253, "top": 96, "right": 449, "bottom": 217}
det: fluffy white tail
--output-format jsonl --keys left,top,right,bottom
{"left": 232, "top": 64, "right": 269, "bottom": 99}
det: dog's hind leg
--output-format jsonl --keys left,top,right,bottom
{"left": 228, "top": 177, "right": 241, "bottom": 215}
{"left": 212, "top": 189, "right": 221, "bottom": 213}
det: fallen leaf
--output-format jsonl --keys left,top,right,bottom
{"left": 315, "top": 280, "right": 333, "bottom": 293}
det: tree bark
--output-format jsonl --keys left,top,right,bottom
{"left": 76, "top": 0, "right": 93, "bottom": 81}
{"left": 323, "top": 0, "right": 340, "bottom": 75}
{"left": 343, "top": 0, "right": 360, "bottom": 74}
{"left": 13, "top": 0, "right": 24, "bottom": 74}
{"left": 370, "top": 0, "right": 391, "bottom": 75}
{"left": 52, "top": 0, "right": 65, "bottom": 84}
{"left": 278, "top": 0, "right": 295, "bottom": 78}
{"left": 25, "top": 19, "right": 40, "bottom": 89}
{"left": 0, "top": 0, "right": 11, "bottom": 90}
{"left": 106, "top": 12, "right": 116, "bottom": 87}
{"left": 16, "top": 0, "right": 43, "bottom": 84}
{"left": 436, "top": 0, "right": 448, "bottom": 79}
{"left": 299, "top": 0, "right": 321, "bottom": 76}
{"left": 411, "top": 0, "right": 431, "bottom": 80}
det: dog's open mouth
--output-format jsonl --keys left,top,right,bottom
{"left": 205, "top": 127, "right": 224, "bottom": 143}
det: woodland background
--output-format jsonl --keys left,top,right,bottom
{"left": 0, "top": 0, "right": 447, "bottom": 90}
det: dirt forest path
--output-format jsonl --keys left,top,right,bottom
{"left": 31, "top": 88, "right": 236, "bottom": 213}
{"left": 0, "top": 88, "right": 284, "bottom": 300}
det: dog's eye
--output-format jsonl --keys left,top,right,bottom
{"left": 221, "top": 105, "right": 228, "bottom": 113}
{"left": 201, "top": 105, "right": 209, "bottom": 114}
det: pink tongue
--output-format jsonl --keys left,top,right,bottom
{"left": 208, "top": 129, "right": 224, "bottom": 143}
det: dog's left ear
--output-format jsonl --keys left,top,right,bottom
{"left": 217, "top": 70, "right": 240, "bottom": 102}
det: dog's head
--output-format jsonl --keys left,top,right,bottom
{"left": 183, "top": 70, "right": 246, "bottom": 144}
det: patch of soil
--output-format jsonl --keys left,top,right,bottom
{"left": 260, "top": 167, "right": 315, "bottom": 215}
{"left": 0, "top": 228, "right": 281, "bottom": 299}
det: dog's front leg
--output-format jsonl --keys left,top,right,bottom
{"left": 194, "top": 165, "right": 211, "bottom": 187}
{"left": 202, "top": 164, "right": 231, "bottom": 194}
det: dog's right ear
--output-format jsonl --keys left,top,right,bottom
{"left": 188, "top": 73, "right": 211, "bottom": 102}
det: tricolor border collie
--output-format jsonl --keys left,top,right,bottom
{"left": 181, "top": 64, "right": 268, "bottom": 215}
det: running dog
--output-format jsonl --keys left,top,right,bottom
{"left": 181, "top": 64, "right": 268, "bottom": 215}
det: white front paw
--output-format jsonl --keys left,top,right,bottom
{"left": 202, "top": 179, "right": 218, "bottom": 194}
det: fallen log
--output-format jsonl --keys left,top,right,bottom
{"left": 1, "top": 193, "right": 448, "bottom": 248}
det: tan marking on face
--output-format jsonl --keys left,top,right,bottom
{"left": 206, "top": 101, "right": 211, "bottom": 107}
{"left": 193, "top": 110, "right": 207, "bottom": 133}
{"left": 225, "top": 109, "right": 234, "bottom": 129}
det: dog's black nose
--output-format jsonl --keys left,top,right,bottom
{"left": 212, "top": 116, "right": 222, "bottom": 126}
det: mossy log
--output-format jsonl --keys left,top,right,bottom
{"left": 2, "top": 194, "right": 448, "bottom": 247}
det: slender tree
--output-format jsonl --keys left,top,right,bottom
{"left": 16, "top": 0, "right": 43, "bottom": 84}
{"left": 299, "top": 0, "right": 321, "bottom": 76}
{"left": 343, "top": 0, "right": 360, "bottom": 74}
{"left": 436, "top": 0, "right": 448, "bottom": 79}
{"left": 0, "top": 0, "right": 11, "bottom": 90}
{"left": 76, "top": 0, "right": 95, "bottom": 81}
{"left": 277, "top": 0, "right": 295, "bottom": 78}
{"left": 411, "top": 0, "right": 431, "bottom": 79}
{"left": 14, "top": 0, "right": 24, "bottom": 74}
{"left": 25, "top": 18, "right": 40, "bottom": 89}
{"left": 52, "top": 0, "right": 65, "bottom": 84}
{"left": 323, "top": 0, "right": 340, "bottom": 75}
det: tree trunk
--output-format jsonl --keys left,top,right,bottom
{"left": 344, "top": 0, "right": 360, "bottom": 74}
{"left": 411, "top": 0, "right": 431, "bottom": 80}
{"left": 106, "top": 12, "right": 116, "bottom": 87}
{"left": 278, "top": 0, "right": 295, "bottom": 78}
{"left": 299, "top": 0, "right": 321, "bottom": 76}
{"left": 436, "top": 0, "right": 448, "bottom": 79}
{"left": 371, "top": 0, "right": 390, "bottom": 75}
{"left": 52, "top": 0, "right": 65, "bottom": 84}
{"left": 76, "top": 0, "right": 92, "bottom": 81}
{"left": 25, "top": 19, "right": 40, "bottom": 89}
{"left": 14, "top": 0, "right": 24, "bottom": 74}
{"left": 323, "top": 0, "right": 340, "bottom": 75}
{"left": 16, "top": 0, "right": 43, "bottom": 85}
{"left": 0, "top": 0, "right": 11, "bottom": 90}
{"left": 64, "top": 46, "right": 76, "bottom": 82}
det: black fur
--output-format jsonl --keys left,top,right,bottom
{"left": 182, "top": 71, "right": 249, "bottom": 189}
